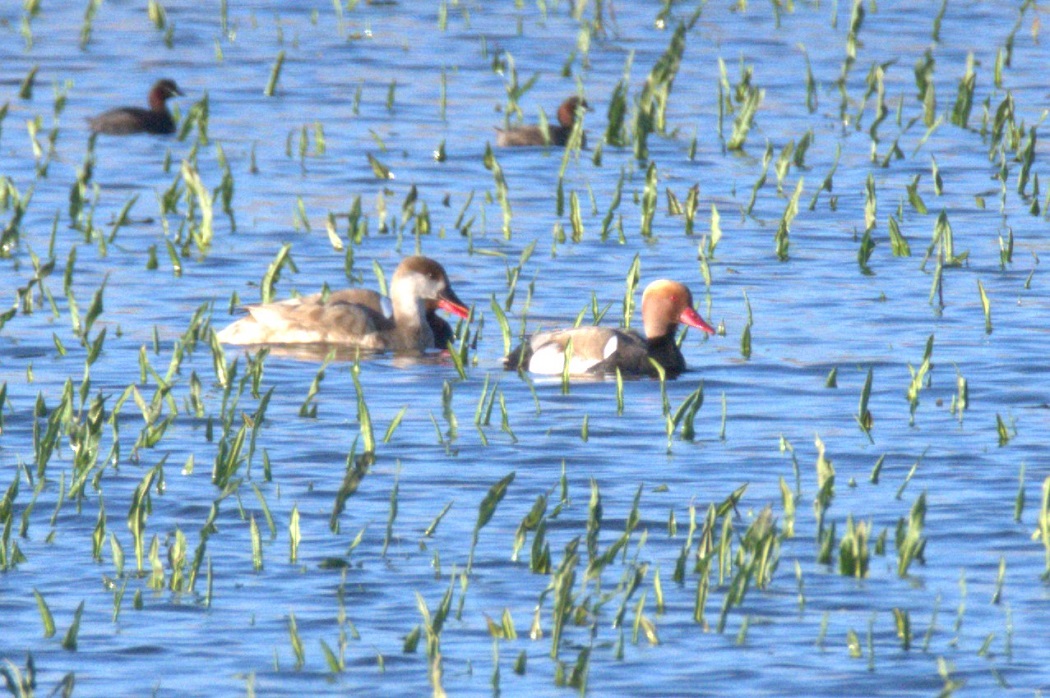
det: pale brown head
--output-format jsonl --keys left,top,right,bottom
{"left": 556, "top": 96, "right": 590, "bottom": 128}
{"left": 640, "top": 280, "right": 716, "bottom": 340}
{"left": 148, "top": 79, "right": 183, "bottom": 110}
{"left": 392, "top": 256, "right": 469, "bottom": 318}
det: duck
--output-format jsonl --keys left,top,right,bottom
{"left": 217, "top": 256, "right": 469, "bottom": 351}
{"left": 496, "top": 96, "right": 590, "bottom": 147}
{"left": 88, "top": 79, "right": 183, "bottom": 135}
{"left": 504, "top": 280, "right": 715, "bottom": 377}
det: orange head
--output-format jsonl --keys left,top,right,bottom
{"left": 640, "top": 279, "right": 716, "bottom": 340}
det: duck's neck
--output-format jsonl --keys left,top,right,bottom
{"left": 390, "top": 287, "right": 433, "bottom": 349}
{"left": 557, "top": 106, "right": 576, "bottom": 129}
{"left": 148, "top": 90, "right": 168, "bottom": 112}
{"left": 643, "top": 314, "right": 670, "bottom": 343}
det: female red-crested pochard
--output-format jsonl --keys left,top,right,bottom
{"left": 496, "top": 96, "right": 590, "bottom": 147}
{"left": 88, "top": 79, "right": 183, "bottom": 135}
{"left": 504, "top": 280, "right": 715, "bottom": 377}
{"left": 217, "top": 256, "right": 469, "bottom": 352}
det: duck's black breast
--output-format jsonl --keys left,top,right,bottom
{"left": 642, "top": 333, "right": 687, "bottom": 377}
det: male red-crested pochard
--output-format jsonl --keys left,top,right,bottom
{"left": 88, "top": 79, "right": 183, "bottom": 135}
{"left": 496, "top": 96, "right": 590, "bottom": 147}
{"left": 217, "top": 256, "right": 469, "bottom": 352}
{"left": 504, "top": 280, "right": 716, "bottom": 377}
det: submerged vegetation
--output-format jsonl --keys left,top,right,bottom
{"left": 1, "top": 0, "right": 1049, "bottom": 694}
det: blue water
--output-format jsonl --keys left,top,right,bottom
{"left": 2, "top": 0, "right": 1050, "bottom": 694}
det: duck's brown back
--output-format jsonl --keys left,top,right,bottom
{"left": 217, "top": 291, "right": 391, "bottom": 348}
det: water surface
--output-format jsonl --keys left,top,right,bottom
{"left": 2, "top": 1, "right": 1050, "bottom": 695}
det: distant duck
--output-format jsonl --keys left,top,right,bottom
{"left": 88, "top": 79, "right": 183, "bottom": 135}
{"left": 504, "top": 280, "right": 715, "bottom": 378}
{"left": 496, "top": 96, "right": 590, "bottom": 147}
{"left": 217, "top": 256, "right": 469, "bottom": 352}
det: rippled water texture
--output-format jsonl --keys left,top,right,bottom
{"left": 2, "top": 1, "right": 1050, "bottom": 695}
